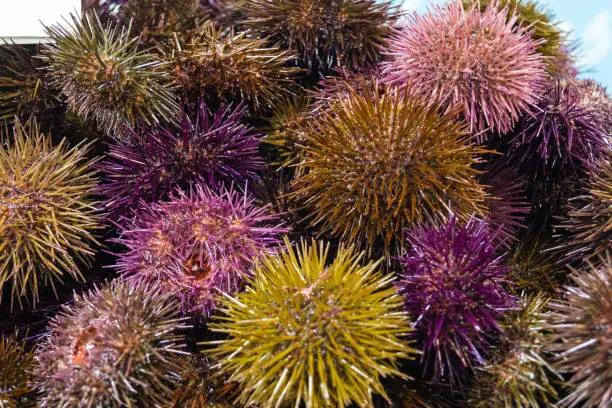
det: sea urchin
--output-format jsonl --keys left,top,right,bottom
{"left": 35, "top": 279, "right": 188, "bottom": 408}
{"left": 208, "top": 238, "right": 417, "bottom": 408}
{"left": 114, "top": 185, "right": 285, "bottom": 315}
{"left": 291, "top": 82, "right": 488, "bottom": 257}
{"left": 0, "top": 120, "right": 100, "bottom": 309}
{"left": 397, "top": 215, "right": 515, "bottom": 384}
{"left": 382, "top": 2, "right": 545, "bottom": 135}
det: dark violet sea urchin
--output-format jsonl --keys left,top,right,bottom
{"left": 382, "top": 1, "right": 545, "bottom": 136}
{"left": 114, "top": 185, "right": 285, "bottom": 316}
{"left": 40, "top": 12, "right": 178, "bottom": 136}
{"left": 0, "top": 120, "right": 100, "bottom": 309}
{"left": 240, "top": 0, "right": 398, "bottom": 75}
{"left": 291, "top": 82, "right": 489, "bottom": 257}
{"left": 207, "top": 238, "right": 418, "bottom": 408}
{"left": 34, "top": 279, "right": 189, "bottom": 408}
{"left": 397, "top": 215, "right": 515, "bottom": 384}
{"left": 545, "top": 255, "right": 612, "bottom": 408}
{"left": 98, "top": 102, "right": 263, "bottom": 218}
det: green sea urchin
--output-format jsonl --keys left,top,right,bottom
{"left": 0, "top": 332, "right": 37, "bottom": 407}
{"left": 291, "top": 82, "right": 488, "bottom": 257}
{"left": 546, "top": 255, "right": 612, "bottom": 408}
{"left": 35, "top": 279, "right": 189, "bottom": 408}
{"left": 468, "top": 294, "right": 559, "bottom": 408}
{"left": 41, "top": 12, "right": 178, "bottom": 136}
{"left": 207, "top": 238, "right": 417, "bottom": 408}
{"left": 0, "top": 120, "right": 100, "bottom": 309}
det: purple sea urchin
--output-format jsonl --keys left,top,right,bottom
{"left": 382, "top": 2, "right": 545, "bottom": 135}
{"left": 0, "top": 332, "right": 37, "bottom": 407}
{"left": 161, "top": 23, "right": 300, "bottom": 112}
{"left": 207, "top": 238, "right": 417, "bottom": 407}
{"left": 397, "top": 215, "right": 515, "bottom": 384}
{"left": 546, "top": 255, "right": 612, "bottom": 408}
{"left": 98, "top": 102, "right": 263, "bottom": 218}
{"left": 114, "top": 185, "right": 285, "bottom": 315}
{"left": 0, "top": 120, "right": 100, "bottom": 309}
{"left": 505, "top": 84, "right": 609, "bottom": 213}
{"left": 240, "top": 0, "right": 398, "bottom": 75}
{"left": 35, "top": 279, "right": 188, "bottom": 408}
{"left": 508, "top": 83, "right": 607, "bottom": 185}
{"left": 574, "top": 78, "right": 612, "bottom": 135}
{"left": 291, "top": 83, "right": 488, "bottom": 257}
{"left": 40, "top": 12, "right": 178, "bottom": 135}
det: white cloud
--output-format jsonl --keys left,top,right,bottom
{"left": 580, "top": 9, "right": 611, "bottom": 67}
{"left": 557, "top": 21, "right": 574, "bottom": 35}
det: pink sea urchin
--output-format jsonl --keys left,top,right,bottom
{"left": 114, "top": 185, "right": 286, "bottom": 316}
{"left": 382, "top": 1, "right": 545, "bottom": 136}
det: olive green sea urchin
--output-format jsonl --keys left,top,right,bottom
{"left": 0, "top": 332, "right": 37, "bottom": 408}
{"left": 35, "top": 279, "right": 189, "bottom": 408}
{"left": 40, "top": 12, "right": 178, "bottom": 136}
{"left": 546, "top": 255, "right": 612, "bottom": 408}
{"left": 0, "top": 120, "right": 100, "bottom": 309}
{"left": 468, "top": 294, "right": 560, "bottom": 408}
{"left": 555, "top": 158, "right": 612, "bottom": 268}
{"left": 290, "top": 83, "right": 489, "bottom": 256}
{"left": 208, "top": 238, "right": 417, "bottom": 408}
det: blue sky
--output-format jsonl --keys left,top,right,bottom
{"left": 397, "top": 0, "right": 612, "bottom": 88}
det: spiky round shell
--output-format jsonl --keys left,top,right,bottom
{"left": 397, "top": 215, "right": 515, "bottom": 384}
{"left": 479, "top": 163, "right": 529, "bottom": 246}
{"left": 556, "top": 158, "right": 612, "bottom": 267}
{"left": 382, "top": 2, "right": 545, "bottom": 135}
{"left": 506, "top": 238, "right": 564, "bottom": 295}
{"left": 468, "top": 294, "right": 559, "bottom": 408}
{"left": 290, "top": 83, "right": 488, "bottom": 257}
{"left": 40, "top": 13, "right": 178, "bottom": 135}
{"left": 462, "top": 0, "right": 566, "bottom": 73}
{"left": 114, "top": 185, "right": 285, "bottom": 316}
{"left": 169, "top": 354, "right": 235, "bottom": 408}
{"left": 545, "top": 255, "right": 612, "bottom": 408}
{"left": 507, "top": 82, "right": 608, "bottom": 201}
{"left": 0, "top": 333, "right": 37, "bottom": 407}
{"left": 262, "top": 95, "right": 311, "bottom": 171}
{"left": 240, "top": 0, "right": 397, "bottom": 75}
{"left": 35, "top": 279, "right": 188, "bottom": 408}
{"left": 0, "top": 44, "right": 58, "bottom": 124}
{"left": 161, "top": 23, "right": 300, "bottom": 112}
{"left": 98, "top": 102, "right": 262, "bottom": 218}
{"left": 0, "top": 120, "right": 100, "bottom": 309}
{"left": 97, "top": 0, "right": 206, "bottom": 45}
{"left": 207, "top": 238, "right": 417, "bottom": 408}
{"left": 574, "top": 78, "right": 612, "bottom": 135}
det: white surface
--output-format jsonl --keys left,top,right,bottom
{"left": 0, "top": 0, "right": 80, "bottom": 42}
